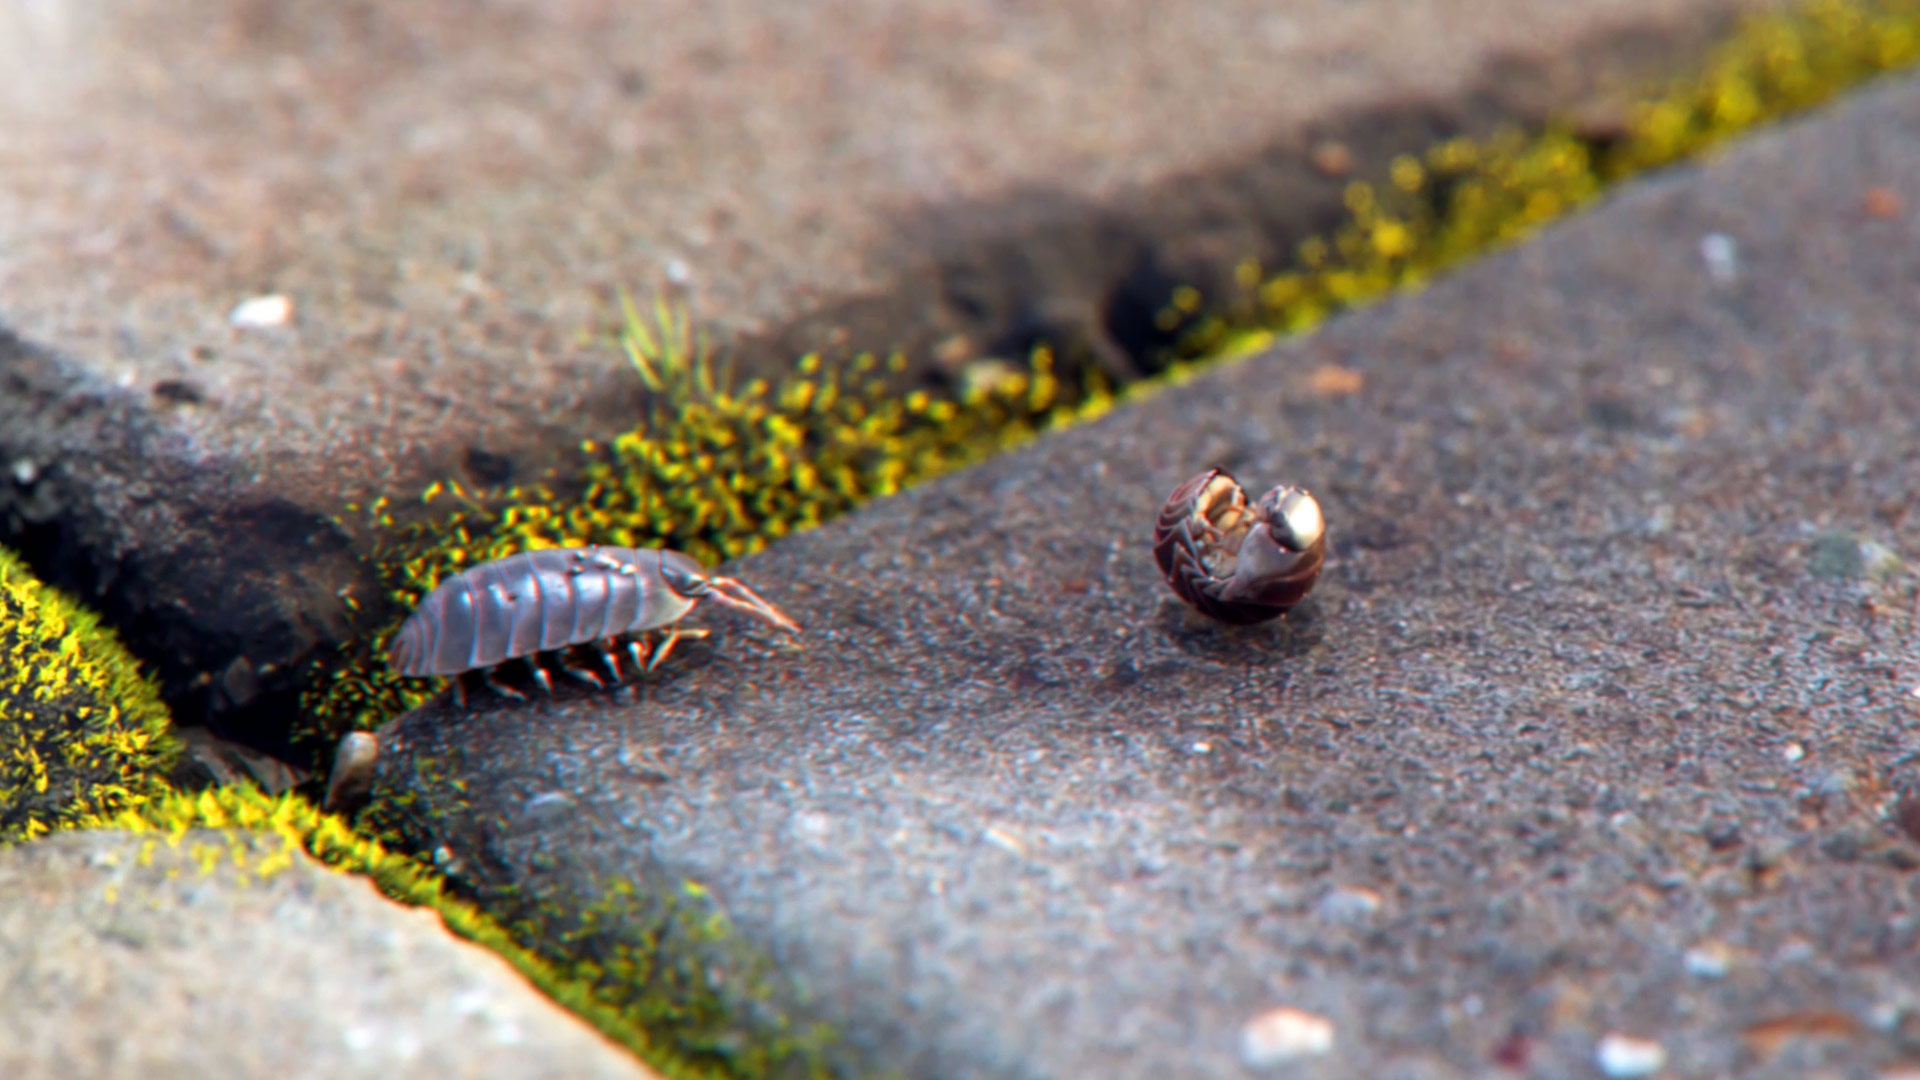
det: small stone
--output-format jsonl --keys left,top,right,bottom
{"left": 1595, "top": 1032, "right": 1666, "bottom": 1078}
{"left": 1782, "top": 741, "right": 1806, "bottom": 763}
{"left": 982, "top": 824, "right": 1028, "bottom": 859}
{"left": 522, "top": 791, "right": 579, "bottom": 824}
{"left": 1309, "top": 140, "right": 1354, "bottom": 177}
{"left": 1700, "top": 233, "right": 1738, "bottom": 285}
{"left": 1305, "top": 364, "right": 1365, "bottom": 397}
{"left": 1316, "top": 886, "right": 1382, "bottom": 923}
{"left": 1701, "top": 818, "right": 1743, "bottom": 851}
{"left": 1683, "top": 941, "right": 1732, "bottom": 978}
{"left": 1773, "top": 938, "right": 1817, "bottom": 965}
{"left": 1864, "top": 186, "right": 1904, "bottom": 218}
{"left": 1809, "top": 532, "right": 1867, "bottom": 580}
{"left": 323, "top": 731, "right": 380, "bottom": 812}
{"left": 1813, "top": 768, "right": 1859, "bottom": 796}
{"left": 1240, "top": 1005, "right": 1334, "bottom": 1066}
{"left": 665, "top": 258, "right": 692, "bottom": 285}
{"left": 1859, "top": 540, "right": 1904, "bottom": 581}
{"left": 228, "top": 293, "right": 294, "bottom": 328}
{"left": 9, "top": 459, "right": 36, "bottom": 485}
{"left": 1819, "top": 829, "right": 1865, "bottom": 862}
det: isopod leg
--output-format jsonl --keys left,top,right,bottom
{"left": 452, "top": 677, "right": 469, "bottom": 709}
{"left": 595, "top": 640, "right": 624, "bottom": 682}
{"left": 484, "top": 666, "right": 527, "bottom": 701}
{"left": 647, "top": 627, "right": 710, "bottom": 671}
{"left": 560, "top": 649, "right": 607, "bottom": 688}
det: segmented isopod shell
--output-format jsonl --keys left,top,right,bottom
{"left": 389, "top": 546, "right": 706, "bottom": 677}
{"left": 1152, "top": 467, "right": 1325, "bottom": 624}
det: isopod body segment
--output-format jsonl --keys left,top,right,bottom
{"left": 389, "top": 545, "right": 800, "bottom": 699}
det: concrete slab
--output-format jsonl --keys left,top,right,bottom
{"left": 0, "top": 829, "right": 661, "bottom": 1080}
{"left": 366, "top": 70, "right": 1920, "bottom": 1077}
{"left": 0, "top": 0, "right": 1774, "bottom": 738}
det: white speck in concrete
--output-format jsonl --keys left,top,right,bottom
{"left": 1239, "top": 1006, "right": 1334, "bottom": 1066}
{"left": 1700, "top": 233, "right": 1738, "bottom": 285}
{"left": 1315, "top": 886, "right": 1382, "bottom": 923}
{"left": 790, "top": 811, "right": 832, "bottom": 842}
{"left": 10, "top": 459, "right": 36, "bottom": 485}
{"left": 1596, "top": 1032, "right": 1666, "bottom": 1078}
{"left": 982, "top": 824, "right": 1028, "bottom": 858}
{"left": 1783, "top": 741, "right": 1806, "bottom": 763}
{"left": 1683, "top": 941, "right": 1731, "bottom": 978}
{"left": 450, "top": 985, "right": 492, "bottom": 1016}
{"left": 229, "top": 293, "right": 294, "bottom": 328}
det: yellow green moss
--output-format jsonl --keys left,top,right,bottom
{"left": 88, "top": 786, "right": 791, "bottom": 1080}
{"left": 0, "top": 545, "right": 179, "bottom": 843}
{"left": 1193, "top": 0, "right": 1920, "bottom": 358}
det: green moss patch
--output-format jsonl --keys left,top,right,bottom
{"left": 0, "top": 545, "right": 178, "bottom": 843}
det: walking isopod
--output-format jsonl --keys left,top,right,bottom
{"left": 1152, "top": 467, "right": 1325, "bottom": 624}
{"left": 389, "top": 545, "right": 800, "bottom": 703}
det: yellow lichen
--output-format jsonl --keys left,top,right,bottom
{"left": 0, "top": 545, "right": 178, "bottom": 843}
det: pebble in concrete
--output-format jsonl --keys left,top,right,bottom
{"left": 1239, "top": 1007, "right": 1336, "bottom": 1067}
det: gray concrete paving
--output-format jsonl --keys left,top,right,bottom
{"left": 0, "top": 829, "right": 661, "bottom": 1080}
{"left": 0, "top": 0, "right": 1773, "bottom": 740}
{"left": 367, "top": 71, "right": 1920, "bottom": 1078}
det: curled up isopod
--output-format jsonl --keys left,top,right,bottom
{"left": 1151, "top": 467, "right": 1325, "bottom": 624}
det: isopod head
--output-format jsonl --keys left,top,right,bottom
{"left": 1152, "top": 467, "right": 1325, "bottom": 624}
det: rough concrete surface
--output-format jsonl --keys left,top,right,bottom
{"left": 0, "top": 0, "right": 1777, "bottom": 739}
{"left": 369, "top": 73, "right": 1920, "bottom": 1077}
{"left": 0, "top": 829, "right": 660, "bottom": 1080}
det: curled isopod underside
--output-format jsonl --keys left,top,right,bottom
{"left": 1152, "top": 467, "right": 1325, "bottom": 624}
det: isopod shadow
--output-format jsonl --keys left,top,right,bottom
{"left": 1155, "top": 597, "right": 1324, "bottom": 665}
